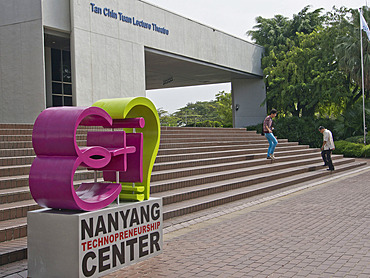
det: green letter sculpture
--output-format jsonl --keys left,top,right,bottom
{"left": 93, "top": 97, "right": 160, "bottom": 201}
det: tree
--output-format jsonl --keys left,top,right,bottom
{"left": 334, "top": 6, "right": 370, "bottom": 107}
{"left": 173, "top": 100, "right": 220, "bottom": 126}
{"left": 248, "top": 6, "right": 327, "bottom": 116}
{"left": 157, "top": 108, "right": 179, "bottom": 126}
{"left": 247, "top": 6, "right": 361, "bottom": 118}
{"left": 215, "top": 91, "right": 232, "bottom": 127}
{"left": 333, "top": 99, "right": 370, "bottom": 139}
{"left": 156, "top": 91, "right": 233, "bottom": 127}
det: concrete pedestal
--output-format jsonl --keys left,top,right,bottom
{"left": 28, "top": 198, "right": 163, "bottom": 278}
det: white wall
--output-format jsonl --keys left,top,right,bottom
{"left": 70, "top": 0, "right": 264, "bottom": 106}
{"left": 42, "top": 0, "right": 70, "bottom": 32}
{"left": 232, "top": 78, "right": 266, "bottom": 127}
{"left": 0, "top": 0, "right": 45, "bottom": 123}
{"left": 0, "top": 0, "right": 265, "bottom": 123}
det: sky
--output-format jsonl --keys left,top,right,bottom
{"left": 145, "top": 0, "right": 368, "bottom": 113}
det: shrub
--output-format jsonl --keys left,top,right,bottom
{"left": 188, "top": 120, "right": 223, "bottom": 128}
{"left": 247, "top": 116, "right": 335, "bottom": 148}
{"left": 344, "top": 135, "right": 370, "bottom": 144}
{"left": 333, "top": 141, "right": 365, "bottom": 157}
{"left": 362, "top": 144, "right": 370, "bottom": 158}
{"left": 246, "top": 124, "right": 263, "bottom": 134}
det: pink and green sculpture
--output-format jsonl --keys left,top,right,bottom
{"left": 92, "top": 97, "right": 160, "bottom": 202}
{"left": 29, "top": 97, "right": 160, "bottom": 211}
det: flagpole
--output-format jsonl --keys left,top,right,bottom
{"left": 360, "top": 8, "right": 367, "bottom": 145}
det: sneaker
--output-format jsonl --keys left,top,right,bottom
{"left": 270, "top": 155, "right": 276, "bottom": 160}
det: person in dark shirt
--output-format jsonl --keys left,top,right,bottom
{"left": 263, "top": 109, "right": 278, "bottom": 160}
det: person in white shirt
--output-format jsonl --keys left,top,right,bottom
{"left": 318, "top": 126, "right": 335, "bottom": 171}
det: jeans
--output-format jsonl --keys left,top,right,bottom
{"left": 265, "top": 133, "right": 278, "bottom": 157}
{"left": 321, "top": 149, "right": 334, "bottom": 170}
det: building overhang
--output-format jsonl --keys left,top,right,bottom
{"left": 145, "top": 48, "right": 260, "bottom": 90}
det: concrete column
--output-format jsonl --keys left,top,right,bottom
{"left": 0, "top": 0, "right": 45, "bottom": 123}
{"left": 232, "top": 78, "right": 266, "bottom": 128}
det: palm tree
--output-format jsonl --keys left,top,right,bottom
{"left": 334, "top": 6, "right": 370, "bottom": 106}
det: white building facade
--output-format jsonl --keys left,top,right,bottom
{"left": 0, "top": 0, "right": 266, "bottom": 127}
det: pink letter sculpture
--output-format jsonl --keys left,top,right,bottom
{"left": 29, "top": 106, "right": 144, "bottom": 211}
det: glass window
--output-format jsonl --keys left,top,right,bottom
{"left": 64, "top": 84, "right": 72, "bottom": 95}
{"left": 64, "top": 96, "right": 72, "bottom": 106}
{"left": 51, "top": 49, "right": 62, "bottom": 82}
{"left": 52, "top": 95, "right": 63, "bottom": 107}
{"left": 62, "top": 50, "right": 71, "bottom": 82}
{"left": 52, "top": 82, "right": 63, "bottom": 95}
{"left": 50, "top": 48, "right": 72, "bottom": 107}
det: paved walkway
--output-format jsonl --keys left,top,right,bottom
{"left": 2, "top": 165, "right": 370, "bottom": 278}
{"left": 106, "top": 167, "right": 370, "bottom": 278}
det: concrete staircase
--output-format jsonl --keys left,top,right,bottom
{"left": 0, "top": 124, "right": 367, "bottom": 265}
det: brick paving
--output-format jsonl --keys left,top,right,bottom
{"left": 1, "top": 165, "right": 370, "bottom": 277}
{"left": 105, "top": 166, "right": 370, "bottom": 278}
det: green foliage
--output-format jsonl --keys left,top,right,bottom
{"left": 333, "top": 99, "right": 370, "bottom": 139}
{"left": 273, "top": 116, "right": 335, "bottom": 148}
{"left": 215, "top": 91, "right": 232, "bottom": 127}
{"left": 334, "top": 6, "right": 370, "bottom": 104}
{"left": 246, "top": 116, "right": 335, "bottom": 148}
{"left": 156, "top": 91, "right": 232, "bottom": 127}
{"left": 333, "top": 141, "right": 366, "bottom": 157}
{"left": 362, "top": 144, "right": 370, "bottom": 157}
{"left": 265, "top": 29, "right": 350, "bottom": 117}
{"left": 247, "top": 6, "right": 370, "bottom": 118}
{"left": 173, "top": 100, "right": 220, "bottom": 126}
{"left": 246, "top": 124, "right": 263, "bottom": 134}
{"left": 344, "top": 135, "right": 370, "bottom": 144}
{"left": 157, "top": 108, "right": 179, "bottom": 126}
{"left": 187, "top": 120, "right": 223, "bottom": 128}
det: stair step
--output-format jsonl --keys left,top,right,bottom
{"left": 0, "top": 218, "right": 27, "bottom": 243}
{"left": 0, "top": 168, "right": 104, "bottom": 190}
{"left": 0, "top": 156, "right": 35, "bottom": 167}
{"left": 153, "top": 151, "right": 321, "bottom": 172}
{"left": 0, "top": 187, "right": 31, "bottom": 204}
{"left": 152, "top": 157, "right": 353, "bottom": 204}
{"left": 0, "top": 200, "right": 39, "bottom": 221}
{"left": 160, "top": 134, "right": 263, "bottom": 139}
{"left": 0, "top": 128, "right": 111, "bottom": 136}
{"left": 151, "top": 156, "right": 352, "bottom": 193}
{"left": 0, "top": 142, "right": 296, "bottom": 161}
{"left": 0, "top": 140, "right": 91, "bottom": 150}
{"left": 160, "top": 126, "right": 250, "bottom": 132}
{"left": 0, "top": 160, "right": 365, "bottom": 265}
{"left": 158, "top": 139, "right": 292, "bottom": 149}
{"left": 0, "top": 129, "right": 33, "bottom": 135}
{"left": 0, "top": 142, "right": 297, "bottom": 162}
{"left": 151, "top": 155, "right": 345, "bottom": 183}
{"left": 159, "top": 137, "right": 287, "bottom": 144}
{"left": 0, "top": 152, "right": 322, "bottom": 191}
{"left": 0, "top": 147, "right": 311, "bottom": 178}
{"left": 155, "top": 146, "right": 314, "bottom": 163}
{"left": 0, "top": 148, "right": 35, "bottom": 157}
{"left": 161, "top": 160, "right": 366, "bottom": 220}
{"left": 0, "top": 124, "right": 366, "bottom": 267}
{"left": 0, "top": 138, "right": 276, "bottom": 150}
{"left": 0, "top": 237, "right": 27, "bottom": 266}
{"left": 0, "top": 154, "right": 343, "bottom": 198}
{"left": 0, "top": 134, "right": 87, "bottom": 142}
{"left": 0, "top": 127, "right": 251, "bottom": 136}
{"left": 0, "top": 124, "right": 33, "bottom": 129}
{"left": 157, "top": 142, "right": 298, "bottom": 156}
{"left": 0, "top": 141, "right": 33, "bottom": 149}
